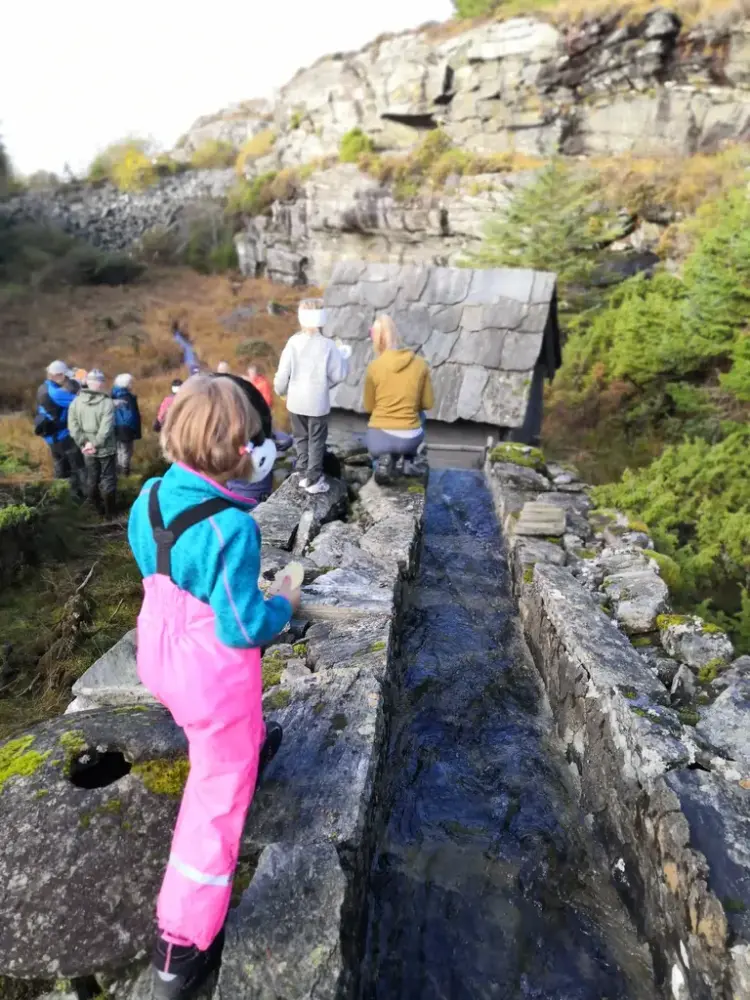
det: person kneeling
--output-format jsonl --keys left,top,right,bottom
{"left": 363, "top": 315, "right": 434, "bottom": 486}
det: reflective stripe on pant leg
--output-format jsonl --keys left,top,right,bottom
{"left": 156, "top": 708, "right": 263, "bottom": 950}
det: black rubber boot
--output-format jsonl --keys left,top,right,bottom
{"left": 257, "top": 720, "right": 283, "bottom": 784}
{"left": 103, "top": 492, "right": 117, "bottom": 520}
{"left": 152, "top": 930, "right": 224, "bottom": 1000}
{"left": 374, "top": 454, "right": 395, "bottom": 486}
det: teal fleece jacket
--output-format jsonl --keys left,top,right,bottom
{"left": 128, "top": 463, "right": 291, "bottom": 648}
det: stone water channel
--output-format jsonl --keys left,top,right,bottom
{"left": 358, "top": 469, "right": 656, "bottom": 999}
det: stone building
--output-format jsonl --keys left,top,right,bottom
{"left": 322, "top": 261, "right": 561, "bottom": 460}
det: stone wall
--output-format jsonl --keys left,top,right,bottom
{"left": 485, "top": 445, "right": 750, "bottom": 1000}
{"left": 0, "top": 461, "right": 427, "bottom": 999}
{"left": 0, "top": 169, "right": 235, "bottom": 252}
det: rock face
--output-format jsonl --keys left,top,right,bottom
{"left": 5, "top": 13, "right": 750, "bottom": 275}
{"left": 659, "top": 616, "right": 735, "bottom": 670}
{"left": 252, "top": 474, "right": 348, "bottom": 550}
{"left": 0, "top": 707, "right": 186, "bottom": 978}
{"left": 321, "top": 262, "right": 559, "bottom": 438}
{"left": 216, "top": 843, "right": 346, "bottom": 1000}
{"left": 487, "top": 458, "right": 750, "bottom": 1000}
{"left": 71, "top": 629, "right": 152, "bottom": 710}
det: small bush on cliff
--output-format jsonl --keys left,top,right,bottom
{"left": 235, "top": 130, "right": 276, "bottom": 176}
{"left": 593, "top": 427, "right": 750, "bottom": 652}
{"left": 339, "top": 128, "right": 375, "bottom": 163}
{"left": 88, "top": 138, "right": 157, "bottom": 192}
{"left": 452, "top": 0, "right": 500, "bottom": 15}
{"left": 190, "top": 139, "right": 236, "bottom": 170}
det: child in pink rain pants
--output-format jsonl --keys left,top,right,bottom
{"left": 128, "top": 375, "right": 299, "bottom": 999}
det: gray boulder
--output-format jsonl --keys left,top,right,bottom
{"left": 360, "top": 513, "right": 418, "bottom": 574}
{"left": 252, "top": 475, "right": 348, "bottom": 550}
{"left": 305, "top": 614, "right": 391, "bottom": 674}
{"left": 659, "top": 617, "right": 735, "bottom": 671}
{"left": 670, "top": 664, "right": 698, "bottom": 707}
{"left": 216, "top": 843, "right": 346, "bottom": 1000}
{"left": 0, "top": 707, "right": 186, "bottom": 978}
{"left": 246, "top": 667, "right": 382, "bottom": 857}
{"left": 514, "top": 501, "right": 566, "bottom": 537}
{"left": 638, "top": 647, "right": 680, "bottom": 688}
{"left": 602, "top": 562, "right": 669, "bottom": 635}
{"left": 71, "top": 629, "right": 153, "bottom": 709}
{"left": 307, "top": 520, "right": 365, "bottom": 569}
{"left": 697, "top": 677, "right": 750, "bottom": 773}
{"left": 711, "top": 655, "right": 750, "bottom": 696}
{"left": 487, "top": 461, "right": 550, "bottom": 493}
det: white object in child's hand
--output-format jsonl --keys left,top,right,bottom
{"left": 335, "top": 339, "right": 352, "bottom": 360}
{"left": 273, "top": 561, "right": 304, "bottom": 591}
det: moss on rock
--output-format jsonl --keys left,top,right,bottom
{"left": 264, "top": 689, "right": 292, "bottom": 711}
{"left": 489, "top": 443, "right": 545, "bottom": 470}
{"left": 0, "top": 735, "right": 51, "bottom": 795}
{"left": 132, "top": 757, "right": 190, "bottom": 796}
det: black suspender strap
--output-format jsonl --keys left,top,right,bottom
{"left": 148, "top": 481, "right": 237, "bottom": 580}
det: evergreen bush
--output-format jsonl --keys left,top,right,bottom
{"left": 339, "top": 128, "right": 375, "bottom": 163}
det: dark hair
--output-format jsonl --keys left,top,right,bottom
{"left": 215, "top": 373, "right": 272, "bottom": 441}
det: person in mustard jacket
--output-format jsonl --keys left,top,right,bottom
{"left": 363, "top": 314, "right": 434, "bottom": 485}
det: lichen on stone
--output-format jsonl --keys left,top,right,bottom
{"left": 264, "top": 689, "right": 292, "bottom": 711}
{"left": 0, "top": 735, "right": 51, "bottom": 795}
{"left": 677, "top": 706, "right": 700, "bottom": 727}
{"left": 132, "top": 757, "right": 190, "bottom": 796}
{"left": 656, "top": 614, "right": 691, "bottom": 630}
{"left": 262, "top": 658, "right": 284, "bottom": 691}
{"left": 370, "top": 641, "right": 386, "bottom": 652}
{"left": 292, "top": 643, "right": 307, "bottom": 656}
{"left": 407, "top": 484, "right": 425, "bottom": 494}
{"left": 523, "top": 564, "right": 536, "bottom": 584}
{"left": 698, "top": 658, "right": 724, "bottom": 684}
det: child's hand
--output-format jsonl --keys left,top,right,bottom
{"left": 276, "top": 575, "right": 301, "bottom": 612}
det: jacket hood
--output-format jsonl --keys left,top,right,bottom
{"left": 78, "top": 388, "right": 108, "bottom": 404}
{"left": 112, "top": 386, "right": 135, "bottom": 400}
{"left": 378, "top": 349, "right": 416, "bottom": 374}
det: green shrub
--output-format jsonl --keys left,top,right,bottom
{"left": 88, "top": 138, "right": 157, "bottom": 192}
{"left": 226, "top": 172, "right": 278, "bottom": 217}
{"left": 594, "top": 426, "right": 750, "bottom": 652}
{"left": 453, "top": 0, "right": 499, "bottom": 14}
{"left": 339, "top": 128, "right": 375, "bottom": 163}
{"left": 182, "top": 217, "right": 238, "bottom": 274}
{"left": 189, "top": 139, "right": 236, "bottom": 170}
{"left": 235, "top": 130, "right": 276, "bottom": 175}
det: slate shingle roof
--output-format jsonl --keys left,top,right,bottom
{"left": 323, "top": 262, "right": 561, "bottom": 427}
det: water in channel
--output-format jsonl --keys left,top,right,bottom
{"left": 359, "top": 469, "right": 656, "bottom": 1000}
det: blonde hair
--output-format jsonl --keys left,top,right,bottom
{"left": 160, "top": 375, "right": 261, "bottom": 482}
{"left": 371, "top": 315, "right": 400, "bottom": 355}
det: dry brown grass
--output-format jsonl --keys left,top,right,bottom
{"left": 593, "top": 144, "right": 750, "bottom": 217}
{"left": 420, "top": 0, "right": 749, "bottom": 40}
{"left": 0, "top": 267, "right": 312, "bottom": 479}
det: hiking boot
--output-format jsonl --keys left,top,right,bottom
{"left": 103, "top": 493, "right": 117, "bottom": 520}
{"left": 374, "top": 454, "right": 395, "bottom": 486}
{"left": 152, "top": 930, "right": 224, "bottom": 1000}
{"left": 258, "top": 720, "right": 283, "bottom": 783}
{"left": 305, "top": 477, "right": 330, "bottom": 495}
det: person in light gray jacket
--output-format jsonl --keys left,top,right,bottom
{"left": 274, "top": 299, "right": 349, "bottom": 495}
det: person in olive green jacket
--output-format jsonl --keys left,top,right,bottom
{"left": 68, "top": 369, "right": 117, "bottom": 517}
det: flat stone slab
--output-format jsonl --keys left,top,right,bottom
{"left": 0, "top": 707, "right": 186, "bottom": 978}
{"left": 245, "top": 667, "right": 382, "bottom": 858}
{"left": 697, "top": 678, "right": 750, "bottom": 774}
{"left": 71, "top": 629, "right": 154, "bottom": 709}
{"left": 307, "top": 520, "right": 365, "bottom": 569}
{"left": 514, "top": 501, "right": 566, "bottom": 537}
{"left": 252, "top": 475, "right": 348, "bottom": 550}
{"left": 602, "top": 563, "right": 669, "bottom": 635}
{"left": 510, "top": 535, "right": 567, "bottom": 568}
{"left": 217, "top": 843, "right": 346, "bottom": 1000}
{"left": 305, "top": 614, "right": 391, "bottom": 674}
{"left": 300, "top": 567, "right": 396, "bottom": 618}
{"left": 356, "top": 477, "right": 426, "bottom": 526}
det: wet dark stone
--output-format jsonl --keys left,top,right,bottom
{"left": 358, "top": 470, "right": 655, "bottom": 1000}
{"left": 0, "top": 707, "right": 186, "bottom": 978}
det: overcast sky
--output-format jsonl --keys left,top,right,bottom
{"left": 2, "top": 0, "right": 454, "bottom": 177}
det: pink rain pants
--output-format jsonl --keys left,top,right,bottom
{"left": 137, "top": 574, "right": 264, "bottom": 951}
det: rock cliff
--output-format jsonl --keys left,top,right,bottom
{"left": 2, "top": 9, "right": 748, "bottom": 283}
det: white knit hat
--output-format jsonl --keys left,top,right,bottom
{"left": 87, "top": 369, "right": 105, "bottom": 385}
{"left": 298, "top": 305, "right": 327, "bottom": 329}
{"left": 46, "top": 360, "right": 68, "bottom": 376}
{"left": 114, "top": 373, "right": 133, "bottom": 389}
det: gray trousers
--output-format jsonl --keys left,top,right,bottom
{"left": 366, "top": 427, "right": 424, "bottom": 458}
{"left": 84, "top": 454, "right": 117, "bottom": 509}
{"left": 116, "top": 440, "right": 134, "bottom": 475}
{"left": 290, "top": 413, "right": 328, "bottom": 483}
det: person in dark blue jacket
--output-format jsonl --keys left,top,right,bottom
{"left": 112, "top": 373, "right": 142, "bottom": 476}
{"left": 35, "top": 360, "right": 85, "bottom": 500}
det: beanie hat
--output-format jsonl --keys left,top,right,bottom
{"left": 114, "top": 373, "right": 133, "bottom": 389}
{"left": 298, "top": 305, "right": 326, "bottom": 329}
{"left": 87, "top": 369, "right": 105, "bottom": 385}
{"left": 46, "top": 360, "right": 68, "bottom": 376}
{"left": 74, "top": 368, "right": 88, "bottom": 383}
